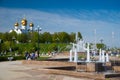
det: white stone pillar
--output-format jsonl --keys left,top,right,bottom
{"left": 93, "top": 50, "right": 96, "bottom": 57}
{"left": 102, "top": 50, "right": 105, "bottom": 62}
{"left": 106, "top": 53, "right": 109, "bottom": 62}
{"left": 69, "top": 50, "right": 73, "bottom": 62}
{"left": 15, "top": 26, "right": 18, "bottom": 30}
{"left": 86, "top": 43, "right": 90, "bottom": 62}
{"left": 77, "top": 44, "right": 79, "bottom": 52}
{"left": 74, "top": 49, "right": 78, "bottom": 62}
{"left": 76, "top": 32, "right": 78, "bottom": 42}
{"left": 99, "top": 49, "right": 102, "bottom": 62}
{"left": 21, "top": 26, "right": 26, "bottom": 30}
{"left": 30, "top": 27, "right": 33, "bottom": 31}
{"left": 73, "top": 43, "right": 75, "bottom": 52}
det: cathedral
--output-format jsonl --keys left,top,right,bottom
{"left": 9, "top": 18, "right": 34, "bottom": 34}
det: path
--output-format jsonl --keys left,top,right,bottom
{"left": 0, "top": 61, "right": 92, "bottom": 80}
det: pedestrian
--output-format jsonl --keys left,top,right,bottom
{"left": 31, "top": 52, "right": 35, "bottom": 60}
{"left": 35, "top": 51, "right": 38, "bottom": 60}
{"left": 25, "top": 51, "right": 29, "bottom": 60}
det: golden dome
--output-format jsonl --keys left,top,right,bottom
{"left": 29, "top": 22, "right": 34, "bottom": 27}
{"left": 14, "top": 22, "right": 19, "bottom": 27}
{"left": 21, "top": 18, "right": 27, "bottom": 26}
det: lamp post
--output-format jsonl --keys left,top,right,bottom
{"left": 99, "top": 37, "right": 104, "bottom": 50}
{"left": 36, "top": 25, "right": 42, "bottom": 57}
{"left": 12, "top": 36, "right": 16, "bottom": 55}
{"left": 56, "top": 37, "right": 59, "bottom": 53}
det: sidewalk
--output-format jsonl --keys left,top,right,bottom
{"left": 0, "top": 61, "right": 92, "bottom": 80}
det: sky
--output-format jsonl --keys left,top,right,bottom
{"left": 0, "top": 0, "right": 120, "bottom": 47}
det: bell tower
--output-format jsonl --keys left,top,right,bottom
{"left": 21, "top": 18, "right": 27, "bottom": 33}
{"left": 29, "top": 22, "right": 34, "bottom": 31}
{"left": 14, "top": 22, "right": 19, "bottom": 30}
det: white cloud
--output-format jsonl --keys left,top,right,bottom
{"left": 0, "top": 7, "right": 120, "bottom": 47}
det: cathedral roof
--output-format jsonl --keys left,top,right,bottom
{"left": 29, "top": 22, "right": 34, "bottom": 27}
{"left": 14, "top": 22, "right": 19, "bottom": 27}
{"left": 21, "top": 18, "right": 27, "bottom": 26}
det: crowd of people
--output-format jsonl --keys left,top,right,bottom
{"left": 25, "top": 51, "right": 38, "bottom": 60}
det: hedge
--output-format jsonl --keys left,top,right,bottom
{"left": 0, "top": 56, "right": 25, "bottom": 61}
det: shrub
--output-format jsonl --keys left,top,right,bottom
{"left": 37, "top": 56, "right": 50, "bottom": 61}
{"left": 0, "top": 56, "right": 8, "bottom": 61}
{"left": 0, "top": 56, "right": 25, "bottom": 61}
{"left": 13, "top": 56, "right": 25, "bottom": 60}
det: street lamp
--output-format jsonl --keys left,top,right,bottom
{"left": 56, "top": 37, "right": 59, "bottom": 53}
{"left": 36, "top": 25, "right": 42, "bottom": 57}
{"left": 12, "top": 36, "right": 16, "bottom": 55}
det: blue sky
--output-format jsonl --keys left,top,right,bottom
{"left": 0, "top": 0, "right": 120, "bottom": 47}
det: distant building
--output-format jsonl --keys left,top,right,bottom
{"left": 9, "top": 18, "right": 34, "bottom": 34}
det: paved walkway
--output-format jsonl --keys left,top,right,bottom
{"left": 0, "top": 61, "right": 31, "bottom": 80}
{"left": 0, "top": 61, "right": 93, "bottom": 80}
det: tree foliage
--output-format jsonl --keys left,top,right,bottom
{"left": 42, "top": 32, "right": 52, "bottom": 43}
{"left": 0, "top": 31, "right": 83, "bottom": 43}
{"left": 78, "top": 32, "right": 82, "bottom": 39}
{"left": 30, "top": 32, "right": 38, "bottom": 43}
{"left": 17, "top": 33, "right": 28, "bottom": 43}
{"left": 0, "top": 31, "right": 83, "bottom": 53}
{"left": 69, "top": 32, "right": 75, "bottom": 42}
{"left": 96, "top": 43, "right": 106, "bottom": 49}
{"left": 57, "top": 32, "right": 70, "bottom": 43}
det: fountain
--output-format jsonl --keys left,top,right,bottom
{"left": 69, "top": 33, "right": 92, "bottom": 63}
{"left": 101, "top": 50, "right": 105, "bottom": 63}
{"left": 106, "top": 53, "right": 109, "bottom": 62}
{"left": 74, "top": 48, "right": 78, "bottom": 62}
{"left": 22, "top": 32, "right": 120, "bottom": 79}
{"left": 69, "top": 50, "right": 73, "bottom": 62}
{"left": 99, "top": 49, "right": 102, "bottom": 62}
{"left": 69, "top": 32, "right": 110, "bottom": 63}
{"left": 86, "top": 43, "right": 90, "bottom": 62}
{"left": 69, "top": 32, "right": 114, "bottom": 73}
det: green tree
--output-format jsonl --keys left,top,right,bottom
{"left": 78, "top": 32, "right": 82, "bottom": 39}
{"left": 42, "top": 32, "right": 52, "bottom": 43}
{"left": 0, "top": 33, "right": 4, "bottom": 40}
{"left": 4, "top": 31, "right": 17, "bottom": 41}
{"left": 3, "top": 32, "right": 11, "bottom": 41}
{"left": 30, "top": 32, "right": 38, "bottom": 43}
{"left": 52, "top": 32, "right": 58, "bottom": 43}
{"left": 17, "top": 33, "right": 28, "bottom": 43}
{"left": 69, "top": 32, "right": 75, "bottom": 42}
{"left": 97, "top": 43, "right": 106, "bottom": 49}
{"left": 1, "top": 41, "right": 11, "bottom": 51}
{"left": 57, "top": 32, "right": 70, "bottom": 43}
